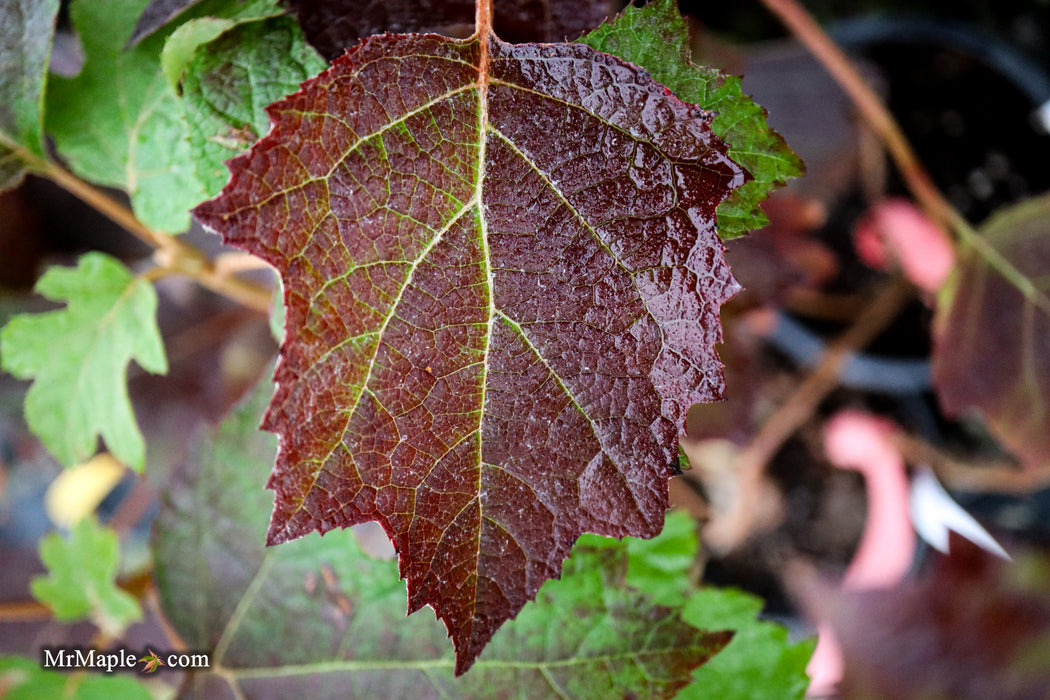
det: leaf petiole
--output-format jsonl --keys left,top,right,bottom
{"left": 2, "top": 134, "right": 273, "bottom": 314}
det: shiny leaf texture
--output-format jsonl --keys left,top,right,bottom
{"left": 0, "top": 0, "right": 59, "bottom": 191}
{"left": 284, "top": 0, "right": 615, "bottom": 60}
{"left": 154, "top": 379, "right": 732, "bottom": 697}
{"left": 0, "top": 253, "right": 167, "bottom": 471}
{"left": 159, "top": 0, "right": 282, "bottom": 91}
{"left": 193, "top": 17, "right": 746, "bottom": 673}
{"left": 933, "top": 195, "right": 1050, "bottom": 470}
{"left": 580, "top": 0, "right": 803, "bottom": 238}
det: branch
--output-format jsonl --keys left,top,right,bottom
{"left": 10, "top": 142, "right": 273, "bottom": 314}
{"left": 702, "top": 278, "right": 913, "bottom": 552}
{"left": 895, "top": 432, "right": 1050, "bottom": 495}
{"left": 759, "top": 0, "right": 1050, "bottom": 314}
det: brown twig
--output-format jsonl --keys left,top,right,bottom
{"left": 895, "top": 433, "right": 1050, "bottom": 495}
{"left": 106, "top": 476, "right": 155, "bottom": 536}
{"left": 5, "top": 138, "right": 274, "bottom": 314}
{"left": 145, "top": 580, "right": 189, "bottom": 652}
{"left": 704, "top": 278, "right": 913, "bottom": 552}
{"left": 758, "top": 0, "right": 1050, "bottom": 314}
{"left": 759, "top": 0, "right": 949, "bottom": 226}
{"left": 0, "top": 599, "right": 51, "bottom": 622}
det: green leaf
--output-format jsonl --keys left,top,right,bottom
{"left": 159, "top": 0, "right": 283, "bottom": 91}
{"left": 46, "top": 0, "right": 203, "bottom": 232}
{"left": 181, "top": 15, "right": 326, "bottom": 196}
{"left": 0, "top": 656, "right": 152, "bottom": 700}
{"left": 0, "top": 0, "right": 60, "bottom": 191}
{"left": 579, "top": 0, "right": 803, "bottom": 238}
{"left": 153, "top": 377, "right": 730, "bottom": 698}
{"left": 681, "top": 588, "right": 814, "bottom": 699}
{"left": 585, "top": 511, "right": 814, "bottom": 699}
{"left": 0, "top": 252, "right": 166, "bottom": 471}
{"left": 577, "top": 508, "right": 699, "bottom": 606}
{"left": 30, "top": 518, "right": 142, "bottom": 636}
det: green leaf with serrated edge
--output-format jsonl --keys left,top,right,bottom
{"left": 682, "top": 589, "right": 814, "bottom": 700}
{"left": 0, "top": 0, "right": 59, "bottom": 191}
{"left": 160, "top": 0, "right": 283, "bottom": 91}
{"left": 45, "top": 0, "right": 280, "bottom": 232}
{"left": 0, "top": 656, "right": 152, "bottom": 700}
{"left": 153, "top": 378, "right": 730, "bottom": 699}
{"left": 182, "top": 16, "right": 326, "bottom": 196}
{"left": 0, "top": 253, "right": 166, "bottom": 471}
{"left": 577, "top": 508, "right": 697, "bottom": 606}
{"left": 579, "top": 0, "right": 803, "bottom": 239}
{"left": 46, "top": 0, "right": 203, "bottom": 232}
{"left": 584, "top": 510, "right": 814, "bottom": 699}
{"left": 30, "top": 518, "right": 142, "bottom": 636}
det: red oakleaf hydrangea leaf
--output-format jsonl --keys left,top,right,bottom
{"left": 194, "top": 14, "right": 746, "bottom": 674}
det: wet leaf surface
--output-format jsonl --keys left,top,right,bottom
{"left": 194, "top": 17, "right": 746, "bottom": 672}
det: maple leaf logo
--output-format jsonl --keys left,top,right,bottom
{"left": 138, "top": 649, "right": 165, "bottom": 673}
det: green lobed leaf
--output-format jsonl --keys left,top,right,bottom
{"left": 0, "top": 656, "right": 152, "bottom": 700}
{"left": 0, "top": 0, "right": 60, "bottom": 191}
{"left": 159, "top": 0, "right": 283, "bottom": 92}
{"left": 585, "top": 510, "right": 814, "bottom": 699}
{"left": 46, "top": 0, "right": 204, "bottom": 233}
{"left": 30, "top": 518, "right": 143, "bottom": 636}
{"left": 579, "top": 0, "right": 803, "bottom": 239}
{"left": 577, "top": 508, "right": 699, "bottom": 606}
{"left": 681, "top": 589, "right": 813, "bottom": 700}
{"left": 0, "top": 252, "right": 167, "bottom": 471}
{"left": 44, "top": 0, "right": 281, "bottom": 232}
{"left": 933, "top": 194, "right": 1050, "bottom": 470}
{"left": 181, "top": 15, "right": 326, "bottom": 196}
{"left": 153, "top": 377, "right": 730, "bottom": 699}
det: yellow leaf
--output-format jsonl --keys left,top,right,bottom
{"left": 45, "top": 453, "right": 125, "bottom": 528}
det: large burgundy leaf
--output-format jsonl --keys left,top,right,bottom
{"left": 194, "top": 20, "right": 746, "bottom": 674}
{"left": 283, "top": 0, "right": 614, "bottom": 60}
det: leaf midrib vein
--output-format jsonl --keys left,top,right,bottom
{"left": 211, "top": 641, "right": 713, "bottom": 679}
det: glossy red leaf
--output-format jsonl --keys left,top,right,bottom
{"left": 194, "top": 23, "right": 745, "bottom": 674}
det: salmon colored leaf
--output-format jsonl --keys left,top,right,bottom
{"left": 193, "top": 14, "right": 746, "bottom": 674}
